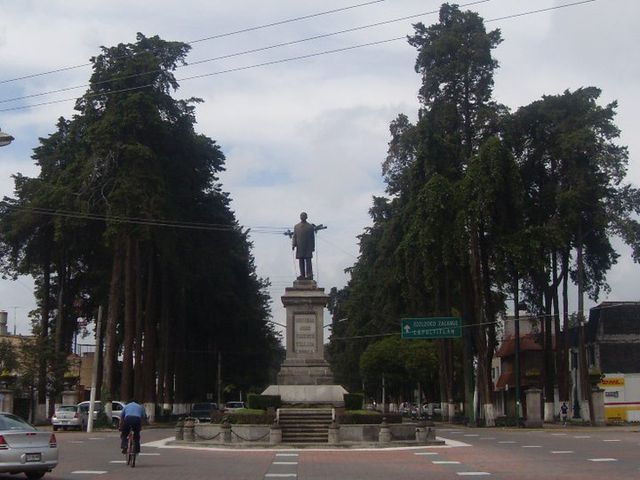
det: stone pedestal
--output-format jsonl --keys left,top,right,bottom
{"left": 524, "top": 388, "right": 543, "bottom": 428}
{"left": 592, "top": 388, "right": 606, "bottom": 427}
{"left": 277, "top": 279, "right": 333, "bottom": 385}
{"left": 0, "top": 390, "right": 13, "bottom": 414}
{"left": 270, "top": 424, "right": 282, "bottom": 444}
{"left": 263, "top": 279, "right": 348, "bottom": 405}
{"left": 62, "top": 389, "right": 80, "bottom": 406}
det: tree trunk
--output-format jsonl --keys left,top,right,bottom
{"left": 173, "top": 287, "right": 187, "bottom": 412}
{"left": 133, "top": 241, "right": 145, "bottom": 401}
{"left": 103, "top": 240, "right": 124, "bottom": 399}
{"left": 38, "top": 245, "right": 51, "bottom": 405}
{"left": 142, "top": 248, "right": 157, "bottom": 405}
{"left": 553, "top": 254, "right": 565, "bottom": 402}
{"left": 156, "top": 264, "right": 170, "bottom": 406}
{"left": 120, "top": 235, "right": 135, "bottom": 401}
{"left": 561, "top": 249, "right": 571, "bottom": 403}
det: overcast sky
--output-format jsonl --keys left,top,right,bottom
{"left": 0, "top": 0, "right": 638, "bottom": 337}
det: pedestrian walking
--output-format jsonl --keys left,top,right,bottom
{"left": 560, "top": 402, "right": 568, "bottom": 426}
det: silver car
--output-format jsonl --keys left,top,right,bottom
{"left": 0, "top": 412, "right": 58, "bottom": 479}
{"left": 51, "top": 405, "right": 86, "bottom": 431}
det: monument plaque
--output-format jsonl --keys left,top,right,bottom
{"left": 294, "top": 314, "right": 316, "bottom": 353}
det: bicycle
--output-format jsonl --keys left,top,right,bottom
{"left": 125, "top": 430, "right": 137, "bottom": 468}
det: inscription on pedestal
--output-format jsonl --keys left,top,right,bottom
{"left": 294, "top": 314, "right": 316, "bottom": 353}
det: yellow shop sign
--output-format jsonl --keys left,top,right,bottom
{"left": 600, "top": 377, "right": 624, "bottom": 387}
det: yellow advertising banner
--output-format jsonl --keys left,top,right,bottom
{"left": 600, "top": 377, "right": 625, "bottom": 387}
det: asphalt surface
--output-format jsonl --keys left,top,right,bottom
{"left": 6, "top": 424, "right": 638, "bottom": 479}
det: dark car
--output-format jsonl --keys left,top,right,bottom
{"left": 189, "top": 402, "right": 218, "bottom": 422}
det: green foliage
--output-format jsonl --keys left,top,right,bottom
{"left": 343, "top": 393, "right": 364, "bottom": 410}
{"left": 0, "top": 33, "right": 281, "bottom": 406}
{"left": 211, "top": 411, "right": 275, "bottom": 425}
{"left": 247, "top": 394, "right": 281, "bottom": 410}
{"left": 0, "top": 340, "right": 17, "bottom": 374}
{"left": 329, "top": 2, "right": 637, "bottom": 423}
{"left": 338, "top": 411, "right": 402, "bottom": 424}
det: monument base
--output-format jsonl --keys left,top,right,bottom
{"left": 277, "top": 358, "right": 334, "bottom": 385}
{"left": 262, "top": 384, "right": 348, "bottom": 406}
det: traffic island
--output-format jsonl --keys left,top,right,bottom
{"left": 173, "top": 420, "right": 444, "bottom": 448}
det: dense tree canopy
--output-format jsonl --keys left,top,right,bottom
{"left": 0, "top": 33, "right": 281, "bottom": 414}
{"left": 328, "top": 3, "right": 639, "bottom": 425}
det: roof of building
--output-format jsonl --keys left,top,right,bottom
{"left": 495, "top": 333, "right": 554, "bottom": 357}
{"left": 587, "top": 301, "right": 640, "bottom": 340}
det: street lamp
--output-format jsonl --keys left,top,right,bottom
{"left": 0, "top": 129, "right": 14, "bottom": 147}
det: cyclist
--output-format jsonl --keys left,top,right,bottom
{"left": 120, "top": 399, "right": 146, "bottom": 454}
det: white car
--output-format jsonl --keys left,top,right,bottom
{"left": 77, "top": 400, "right": 126, "bottom": 428}
{"left": 224, "top": 401, "right": 246, "bottom": 413}
{"left": 51, "top": 405, "right": 86, "bottom": 431}
{"left": 0, "top": 412, "right": 58, "bottom": 479}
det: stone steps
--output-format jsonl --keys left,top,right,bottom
{"left": 279, "top": 408, "right": 333, "bottom": 443}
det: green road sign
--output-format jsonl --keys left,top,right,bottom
{"left": 401, "top": 317, "right": 462, "bottom": 339}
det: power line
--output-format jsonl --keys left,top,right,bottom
{"left": 0, "top": 1, "right": 491, "bottom": 106}
{"left": 0, "top": 0, "right": 388, "bottom": 85}
{"left": 3, "top": 204, "right": 289, "bottom": 233}
{"left": 0, "top": 0, "right": 598, "bottom": 114}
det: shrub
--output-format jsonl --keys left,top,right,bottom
{"left": 343, "top": 393, "right": 364, "bottom": 410}
{"left": 211, "top": 410, "right": 275, "bottom": 425}
{"left": 247, "top": 394, "right": 281, "bottom": 410}
{"left": 339, "top": 411, "right": 403, "bottom": 424}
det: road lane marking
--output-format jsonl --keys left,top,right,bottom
{"left": 521, "top": 446, "right": 542, "bottom": 448}
{"left": 551, "top": 451, "right": 574, "bottom": 454}
{"left": 276, "top": 453, "right": 299, "bottom": 456}
{"left": 265, "top": 475, "right": 297, "bottom": 478}
{"left": 479, "top": 437, "right": 495, "bottom": 440}
{"left": 140, "top": 452, "right": 161, "bottom": 456}
{"left": 551, "top": 433, "right": 567, "bottom": 436}
{"left": 573, "top": 435, "right": 591, "bottom": 438}
{"left": 603, "top": 439, "right": 621, "bottom": 442}
{"left": 89, "top": 437, "right": 105, "bottom": 440}
{"left": 110, "top": 460, "right": 126, "bottom": 464}
{"left": 588, "top": 458, "right": 618, "bottom": 462}
{"left": 415, "top": 452, "right": 439, "bottom": 456}
{"left": 498, "top": 441, "right": 516, "bottom": 444}
{"left": 69, "top": 441, "right": 85, "bottom": 444}
{"left": 433, "top": 461, "right": 461, "bottom": 464}
{"left": 273, "top": 462, "right": 298, "bottom": 465}
{"left": 437, "top": 437, "right": 473, "bottom": 447}
{"left": 71, "top": 471, "right": 108, "bottom": 475}
{"left": 457, "top": 473, "right": 491, "bottom": 476}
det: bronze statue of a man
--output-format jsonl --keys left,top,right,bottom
{"left": 292, "top": 212, "right": 315, "bottom": 280}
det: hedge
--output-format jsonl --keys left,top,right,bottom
{"left": 343, "top": 393, "right": 364, "bottom": 410}
{"left": 247, "top": 394, "right": 281, "bottom": 410}
{"left": 338, "top": 411, "right": 403, "bottom": 424}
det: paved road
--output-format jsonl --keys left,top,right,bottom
{"left": 8, "top": 425, "right": 638, "bottom": 479}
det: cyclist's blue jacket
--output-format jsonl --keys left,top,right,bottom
{"left": 122, "top": 402, "right": 146, "bottom": 419}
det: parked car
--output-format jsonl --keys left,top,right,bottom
{"left": 189, "top": 402, "right": 218, "bottom": 422}
{"left": 51, "top": 405, "right": 86, "bottom": 431}
{"left": 77, "top": 400, "right": 126, "bottom": 428}
{"left": 224, "top": 401, "right": 246, "bottom": 413}
{"left": 422, "top": 403, "right": 442, "bottom": 416}
{"left": 0, "top": 412, "right": 58, "bottom": 479}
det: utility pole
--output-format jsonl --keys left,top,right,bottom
{"left": 217, "top": 351, "right": 222, "bottom": 407}
{"left": 87, "top": 306, "right": 102, "bottom": 433}
{"left": 514, "top": 280, "right": 522, "bottom": 424}
{"left": 576, "top": 238, "right": 595, "bottom": 424}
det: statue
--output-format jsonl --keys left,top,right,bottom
{"left": 292, "top": 212, "right": 315, "bottom": 280}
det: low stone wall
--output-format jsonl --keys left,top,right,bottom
{"left": 193, "top": 423, "right": 271, "bottom": 443}
{"left": 339, "top": 424, "right": 417, "bottom": 442}
{"left": 177, "top": 420, "right": 440, "bottom": 446}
